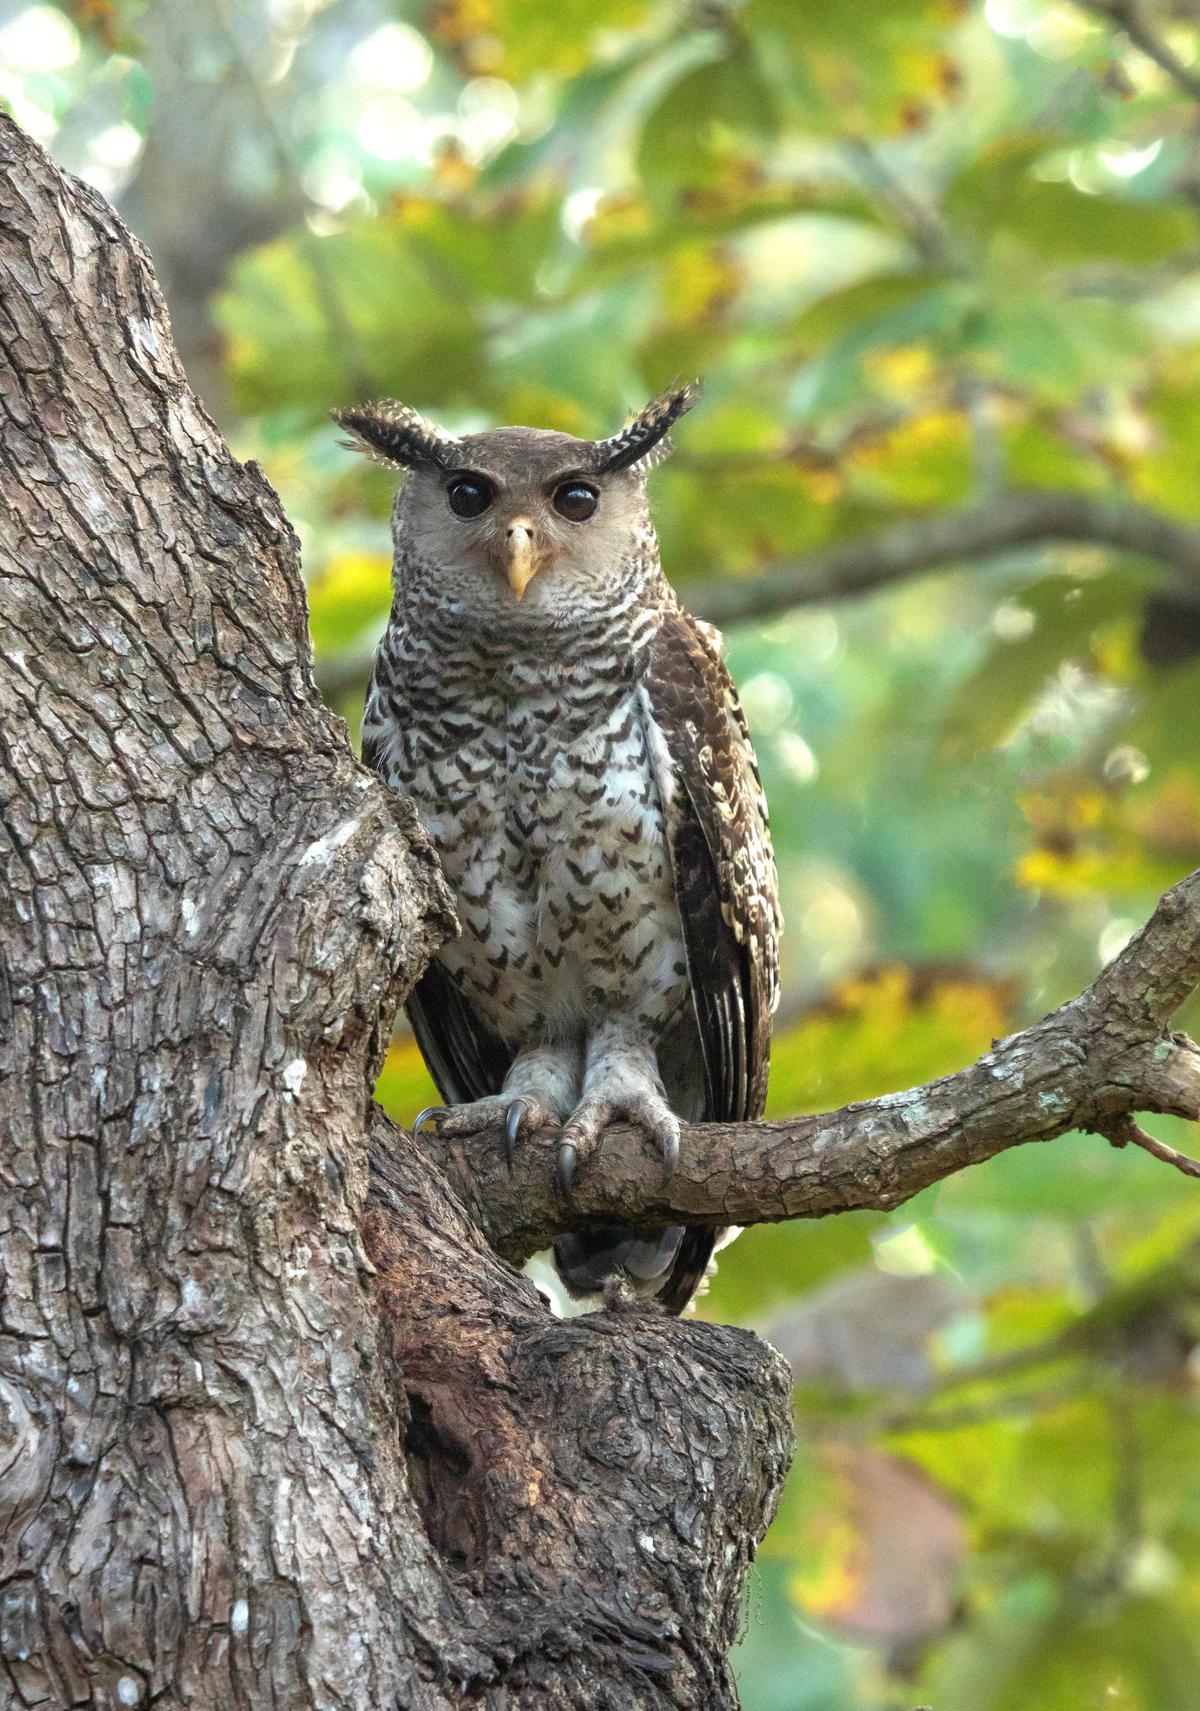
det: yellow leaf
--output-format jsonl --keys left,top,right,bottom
{"left": 863, "top": 343, "right": 935, "bottom": 396}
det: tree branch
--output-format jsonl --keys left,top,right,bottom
{"left": 316, "top": 487, "right": 1200, "bottom": 699}
{"left": 1078, "top": 0, "right": 1200, "bottom": 105}
{"left": 437, "top": 867, "right": 1200, "bottom": 1267}
{"left": 691, "top": 489, "right": 1200, "bottom": 627}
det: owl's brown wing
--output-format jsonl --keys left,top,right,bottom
{"left": 642, "top": 605, "right": 781, "bottom": 1123}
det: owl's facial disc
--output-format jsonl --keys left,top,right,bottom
{"left": 441, "top": 462, "right": 606, "bottom": 601}
{"left": 393, "top": 426, "right": 653, "bottom": 617}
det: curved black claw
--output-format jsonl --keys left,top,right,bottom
{"left": 412, "top": 1105, "right": 446, "bottom": 1134}
{"left": 556, "top": 1139, "right": 578, "bottom": 1198}
{"left": 503, "top": 1099, "right": 531, "bottom": 1173}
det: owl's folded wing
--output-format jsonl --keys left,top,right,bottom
{"left": 641, "top": 605, "right": 781, "bottom": 1124}
{"left": 405, "top": 940, "right": 514, "bottom": 1107}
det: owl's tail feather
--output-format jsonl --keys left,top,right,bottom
{"left": 552, "top": 1224, "right": 718, "bottom": 1317}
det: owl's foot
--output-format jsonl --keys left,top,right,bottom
{"left": 413, "top": 1094, "right": 564, "bottom": 1167}
{"left": 557, "top": 1083, "right": 681, "bottom": 1196}
{"left": 558, "top": 1024, "right": 680, "bottom": 1195}
{"left": 412, "top": 1043, "right": 581, "bottom": 1170}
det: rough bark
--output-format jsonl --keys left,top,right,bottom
{"left": 2, "top": 112, "right": 1199, "bottom": 1711}
{"left": 0, "top": 117, "right": 789, "bottom": 1711}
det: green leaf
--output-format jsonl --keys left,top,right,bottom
{"left": 636, "top": 36, "right": 780, "bottom": 207}
{"left": 968, "top": 293, "right": 1151, "bottom": 401}
{"left": 944, "top": 567, "right": 1156, "bottom": 755}
{"left": 743, "top": 0, "right": 959, "bottom": 131}
{"left": 925, "top": 1589, "right": 1200, "bottom": 1711}
{"left": 789, "top": 275, "right": 971, "bottom": 416}
{"left": 948, "top": 140, "right": 1196, "bottom": 266}
{"left": 217, "top": 194, "right": 564, "bottom": 417}
{"left": 217, "top": 218, "right": 486, "bottom": 415}
{"left": 484, "top": 0, "right": 657, "bottom": 80}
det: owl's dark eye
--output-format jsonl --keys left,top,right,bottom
{"left": 552, "top": 481, "right": 599, "bottom": 522}
{"left": 446, "top": 475, "right": 495, "bottom": 519}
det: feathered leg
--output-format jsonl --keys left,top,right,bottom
{"left": 416, "top": 1041, "right": 582, "bottom": 1165}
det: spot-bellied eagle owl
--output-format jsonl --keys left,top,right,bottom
{"left": 335, "top": 384, "right": 780, "bottom": 1314}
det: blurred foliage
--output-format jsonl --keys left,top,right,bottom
{"left": 8, "top": 0, "right": 1200, "bottom": 1701}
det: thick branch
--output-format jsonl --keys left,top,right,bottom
{"left": 692, "top": 489, "right": 1200, "bottom": 627}
{"left": 446, "top": 868, "right": 1200, "bottom": 1266}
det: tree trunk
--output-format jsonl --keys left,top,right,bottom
{"left": 0, "top": 117, "right": 791, "bottom": 1711}
{"left": 6, "top": 108, "right": 1200, "bottom": 1711}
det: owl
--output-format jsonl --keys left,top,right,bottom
{"left": 335, "top": 385, "right": 780, "bottom": 1314}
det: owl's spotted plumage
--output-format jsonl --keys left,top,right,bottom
{"left": 340, "top": 387, "right": 780, "bottom": 1314}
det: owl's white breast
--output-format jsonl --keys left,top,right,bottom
{"left": 380, "top": 660, "right": 688, "bottom": 1047}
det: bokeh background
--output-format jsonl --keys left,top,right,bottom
{"left": 7, "top": 0, "right": 1200, "bottom": 1702}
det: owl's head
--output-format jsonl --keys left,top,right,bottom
{"left": 332, "top": 385, "right": 699, "bottom": 616}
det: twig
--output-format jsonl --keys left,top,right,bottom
{"left": 1096, "top": 1110, "right": 1200, "bottom": 1177}
{"left": 1079, "top": 0, "right": 1200, "bottom": 105}
{"left": 842, "top": 136, "right": 958, "bottom": 271}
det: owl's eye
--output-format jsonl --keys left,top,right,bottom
{"left": 446, "top": 475, "right": 495, "bottom": 518}
{"left": 552, "top": 481, "right": 599, "bottom": 522}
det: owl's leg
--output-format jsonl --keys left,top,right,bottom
{"left": 557, "top": 1020, "right": 680, "bottom": 1194}
{"left": 415, "top": 1041, "right": 581, "bottom": 1165}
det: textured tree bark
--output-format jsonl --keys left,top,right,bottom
{"left": 0, "top": 116, "right": 791, "bottom": 1711}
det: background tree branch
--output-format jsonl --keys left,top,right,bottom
{"left": 447, "top": 868, "right": 1200, "bottom": 1266}
{"left": 693, "top": 489, "right": 1200, "bottom": 627}
{"left": 1078, "top": 0, "right": 1200, "bottom": 104}
{"left": 316, "top": 488, "right": 1200, "bottom": 703}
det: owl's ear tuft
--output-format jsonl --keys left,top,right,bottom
{"left": 331, "top": 400, "right": 459, "bottom": 473}
{"left": 593, "top": 380, "right": 702, "bottom": 476}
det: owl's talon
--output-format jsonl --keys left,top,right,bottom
{"left": 412, "top": 1105, "right": 446, "bottom": 1134}
{"left": 557, "top": 1139, "right": 578, "bottom": 1197}
{"left": 504, "top": 1099, "right": 531, "bottom": 1172}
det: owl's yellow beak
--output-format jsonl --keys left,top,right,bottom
{"left": 504, "top": 517, "right": 538, "bottom": 601}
